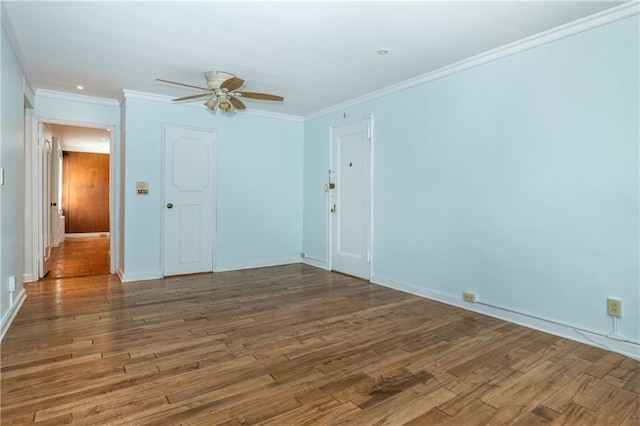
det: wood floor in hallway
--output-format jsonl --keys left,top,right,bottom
{"left": 1, "top": 264, "right": 638, "bottom": 425}
{"left": 45, "top": 235, "right": 110, "bottom": 279}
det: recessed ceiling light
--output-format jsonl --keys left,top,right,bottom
{"left": 376, "top": 48, "right": 390, "bottom": 56}
{"left": 76, "top": 85, "right": 84, "bottom": 90}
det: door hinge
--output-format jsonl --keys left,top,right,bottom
{"left": 367, "top": 126, "right": 371, "bottom": 141}
{"left": 366, "top": 250, "right": 371, "bottom": 264}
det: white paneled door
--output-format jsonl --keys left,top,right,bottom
{"left": 330, "top": 118, "right": 372, "bottom": 280}
{"left": 38, "top": 124, "right": 52, "bottom": 279}
{"left": 163, "top": 125, "right": 216, "bottom": 276}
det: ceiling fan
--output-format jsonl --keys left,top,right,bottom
{"left": 157, "top": 71, "right": 284, "bottom": 113}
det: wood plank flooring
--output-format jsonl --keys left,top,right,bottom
{"left": 1, "top": 264, "right": 638, "bottom": 425}
{"left": 45, "top": 235, "right": 110, "bottom": 279}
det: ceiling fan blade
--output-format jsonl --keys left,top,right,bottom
{"left": 234, "top": 91, "right": 284, "bottom": 101}
{"left": 228, "top": 96, "right": 246, "bottom": 110}
{"left": 172, "top": 92, "right": 211, "bottom": 102}
{"left": 204, "top": 97, "right": 217, "bottom": 110}
{"left": 156, "top": 78, "right": 209, "bottom": 91}
{"left": 221, "top": 77, "right": 244, "bottom": 92}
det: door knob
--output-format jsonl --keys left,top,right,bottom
{"left": 166, "top": 203, "right": 173, "bottom": 209}
{"left": 330, "top": 204, "right": 336, "bottom": 213}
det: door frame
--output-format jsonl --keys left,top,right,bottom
{"left": 328, "top": 114, "right": 374, "bottom": 278}
{"left": 38, "top": 124, "right": 52, "bottom": 278}
{"left": 28, "top": 117, "right": 118, "bottom": 279}
{"left": 160, "top": 122, "right": 218, "bottom": 276}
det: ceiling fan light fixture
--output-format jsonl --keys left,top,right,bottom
{"left": 204, "top": 97, "right": 217, "bottom": 110}
{"left": 218, "top": 99, "right": 232, "bottom": 112}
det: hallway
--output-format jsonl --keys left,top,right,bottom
{"left": 44, "top": 235, "right": 110, "bottom": 279}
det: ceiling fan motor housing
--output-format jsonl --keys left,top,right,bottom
{"left": 205, "top": 71, "right": 234, "bottom": 89}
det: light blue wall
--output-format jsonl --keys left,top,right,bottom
{"left": 35, "top": 94, "right": 120, "bottom": 126}
{"left": 122, "top": 97, "right": 303, "bottom": 278}
{"left": 303, "top": 16, "right": 640, "bottom": 344}
{"left": 0, "top": 25, "right": 25, "bottom": 326}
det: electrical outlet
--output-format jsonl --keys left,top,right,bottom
{"left": 463, "top": 292, "right": 476, "bottom": 303}
{"left": 607, "top": 298, "right": 622, "bottom": 317}
{"left": 8, "top": 276, "right": 16, "bottom": 292}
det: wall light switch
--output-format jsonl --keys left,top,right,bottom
{"left": 136, "top": 181, "right": 149, "bottom": 195}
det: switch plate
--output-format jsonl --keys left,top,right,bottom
{"left": 8, "top": 275, "right": 15, "bottom": 292}
{"left": 136, "top": 181, "right": 149, "bottom": 195}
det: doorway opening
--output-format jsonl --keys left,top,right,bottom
{"left": 40, "top": 123, "right": 112, "bottom": 279}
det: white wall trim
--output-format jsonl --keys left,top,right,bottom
{"left": 302, "top": 257, "right": 330, "bottom": 270}
{"left": 0, "top": 289, "right": 26, "bottom": 342}
{"left": 119, "top": 270, "right": 162, "bottom": 283}
{"left": 36, "top": 89, "right": 120, "bottom": 107}
{"left": 31, "top": 117, "right": 119, "bottom": 277}
{"left": 304, "top": 2, "right": 640, "bottom": 121}
{"left": 65, "top": 232, "right": 109, "bottom": 238}
{"left": 122, "top": 89, "right": 172, "bottom": 103}
{"left": 22, "top": 273, "right": 35, "bottom": 283}
{"left": 214, "top": 257, "right": 301, "bottom": 273}
{"left": 121, "top": 89, "right": 303, "bottom": 122}
{"left": 372, "top": 274, "right": 640, "bottom": 361}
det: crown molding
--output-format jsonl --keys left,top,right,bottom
{"left": 122, "top": 89, "right": 303, "bottom": 122}
{"left": 122, "top": 89, "right": 170, "bottom": 103}
{"left": 304, "top": 1, "right": 640, "bottom": 121}
{"left": 36, "top": 89, "right": 120, "bottom": 107}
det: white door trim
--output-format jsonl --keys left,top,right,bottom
{"left": 28, "top": 117, "right": 118, "bottom": 280}
{"left": 328, "top": 114, "right": 374, "bottom": 279}
{"left": 160, "top": 122, "right": 217, "bottom": 276}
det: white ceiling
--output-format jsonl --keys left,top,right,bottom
{"left": 3, "top": 1, "right": 626, "bottom": 117}
{"left": 49, "top": 124, "right": 111, "bottom": 154}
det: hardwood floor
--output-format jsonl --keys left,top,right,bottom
{"left": 1, "top": 264, "right": 638, "bottom": 425}
{"left": 45, "top": 236, "right": 110, "bottom": 279}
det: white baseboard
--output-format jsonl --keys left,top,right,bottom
{"left": 0, "top": 289, "right": 26, "bottom": 342}
{"left": 372, "top": 274, "right": 640, "bottom": 361}
{"left": 302, "top": 257, "right": 330, "bottom": 270}
{"left": 22, "top": 273, "right": 35, "bottom": 283}
{"left": 118, "top": 270, "right": 162, "bottom": 282}
{"left": 214, "top": 257, "right": 301, "bottom": 273}
{"left": 65, "top": 232, "right": 109, "bottom": 238}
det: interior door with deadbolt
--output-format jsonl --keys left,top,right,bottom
{"left": 163, "top": 125, "right": 215, "bottom": 276}
{"left": 330, "top": 118, "right": 372, "bottom": 280}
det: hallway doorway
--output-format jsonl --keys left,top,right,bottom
{"left": 40, "top": 124, "right": 112, "bottom": 279}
